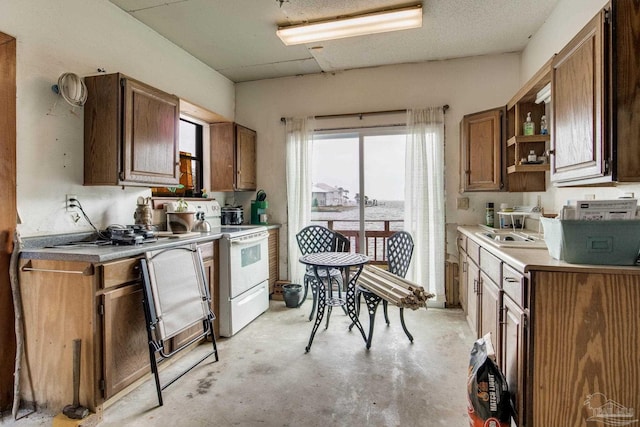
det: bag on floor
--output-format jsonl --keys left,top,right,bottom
{"left": 467, "top": 333, "right": 512, "bottom": 427}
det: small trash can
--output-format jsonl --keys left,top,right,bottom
{"left": 282, "top": 284, "right": 302, "bottom": 308}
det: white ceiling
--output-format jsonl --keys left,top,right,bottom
{"left": 109, "top": 0, "right": 560, "bottom": 83}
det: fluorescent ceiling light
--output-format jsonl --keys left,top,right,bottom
{"left": 276, "top": 5, "right": 423, "bottom": 46}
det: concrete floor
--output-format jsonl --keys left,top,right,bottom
{"left": 5, "top": 300, "right": 475, "bottom": 427}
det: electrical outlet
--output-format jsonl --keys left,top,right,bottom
{"left": 66, "top": 194, "right": 78, "bottom": 211}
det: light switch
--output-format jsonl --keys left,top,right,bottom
{"left": 457, "top": 197, "right": 469, "bottom": 210}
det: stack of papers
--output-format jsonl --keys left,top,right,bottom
{"left": 561, "top": 199, "right": 638, "bottom": 220}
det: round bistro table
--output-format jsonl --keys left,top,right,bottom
{"left": 299, "top": 251, "right": 369, "bottom": 352}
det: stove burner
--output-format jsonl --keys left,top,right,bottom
{"left": 107, "top": 225, "right": 158, "bottom": 245}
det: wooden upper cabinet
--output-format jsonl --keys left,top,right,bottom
{"left": 551, "top": 11, "right": 606, "bottom": 184}
{"left": 552, "top": 1, "right": 640, "bottom": 185}
{"left": 610, "top": 0, "right": 640, "bottom": 181}
{"left": 210, "top": 122, "right": 257, "bottom": 191}
{"left": 460, "top": 108, "right": 505, "bottom": 192}
{"left": 236, "top": 125, "right": 257, "bottom": 191}
{"left": 84, "top": 73, "right": 180, "bottom": 186}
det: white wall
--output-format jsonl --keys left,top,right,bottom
{"left": 519, "top": 0, "right": 640, "bottom": 213}
{"left": 235, "top": 54, "right": 523, "bottom": 278}
{"left": 1, "top": 0, "right": 234, "bottom": 237}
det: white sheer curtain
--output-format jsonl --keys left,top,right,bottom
{"left": 405, "top": 108, "right": 445, "bottom": 305}
{"left": 285, "top": 117, "right": 315, "bottom": 284}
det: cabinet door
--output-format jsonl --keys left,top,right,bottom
{"left": 466, "top": 259, "right": 480, "bottom": 334}
{"left": 458, "top": 251, "right": 468, "bottom": 313}
{"left": 611, "top": 0, "right": 640, "bottom": 182}
{"left": 122, "top": 78, "right": 180, "bottom": 185}
{"left": 460, "top": 108, "right": 505, "bottom": 191}
{"left": 210, "top": 122, "right": 235, "bottom": 191}
{"left": 551, "top": 11, "right": 606, "bottom": 184}
{"left": 479, "top": 272, "right": 501, "bottom": 363}
{"left": 502, "top": 295, "right": 526, "bottom": 426}
{"left": 102, "top": 283, "right": 150, "bottom": 399}
{"left": 235, "top": 124, "right": 257, "bottom": 191}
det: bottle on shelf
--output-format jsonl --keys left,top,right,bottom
{"left": 528, "top": 150, "right": 537, "bottom": 163}
{"left": 523, "top": 112, "right": 535, "bottom": 135}
{"left": 540, "top": 115, "right": 548, "bottom": 135}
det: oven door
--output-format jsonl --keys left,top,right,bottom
{"left": 228, "top": 232, "right": 269, "bottom": 298}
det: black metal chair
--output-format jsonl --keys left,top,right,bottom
{"left": 296, "top": 225, "right": 350, "bottom": 321}
{"left": 352, "top": 231, "right": 415, "bottom": 347}
{"left": 139, "top": 243, "right": 219, "bottom": 406}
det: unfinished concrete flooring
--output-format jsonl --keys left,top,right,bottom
{"left": 6, "top": 300, "right": 475, "bottom": 427}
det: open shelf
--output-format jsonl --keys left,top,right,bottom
{"left": 505, "top": 57, "right": 552, "bottom": 192}
{"left": 508, "top": 164, "right": 550, "bottom": 174}
{"left": 507, "top": 134, "right": 550, "bottom": 146}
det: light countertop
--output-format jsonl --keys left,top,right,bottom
{"left": 457, "top": 225, "right": 640, "bottom": 275}
{"left": 20, "top": 231, "right": 224, "bottom": 263}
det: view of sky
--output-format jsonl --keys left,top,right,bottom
{"left": 312, "top": 133, "right": 405, "bottom": 201}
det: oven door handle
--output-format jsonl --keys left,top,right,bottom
{"left": 230, "top": 232, "right": 269, "bottom": 245}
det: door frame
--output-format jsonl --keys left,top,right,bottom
{"left": 0, "top": 30, "right": 17, "bottom": 410}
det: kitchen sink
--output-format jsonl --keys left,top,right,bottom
{"left": 475, "top": 231, "right": 547, "bottom": 249}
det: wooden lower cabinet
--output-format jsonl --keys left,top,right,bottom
{"left": 465, "top": 259, "right": 480, "bottom": 333}
{"left": 458, "top": 251, "right": 468, "bottom": 312}
{"left": 267, "top": 228, "right": 279, "bottom": 294}
{"left": 529, "top": 270, "right": 640, "bottom": 426}
{"left": 459, "top": 229, "right": 640, "bottom": 426}
{"left": 102, "top": 283, "right": 149, "bottom": 399}
{"left": 17, "top": 240, "right": 221, "bottom": 415}
{"left": 18, "top": 259, "right": 99, "bottom": 413}
{"left": 479, "top": 272, "right": 501, "bottom": 352}
{"left": 502, "top": 294, "right": 526, "bottom": 426}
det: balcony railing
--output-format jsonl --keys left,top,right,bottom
{"left": 310, "top": 219, "right": 403, "bottom": 265}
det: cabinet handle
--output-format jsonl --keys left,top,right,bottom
{"left": 473, "top": 278, "right": 478, "bottom": 293}
{"left": 462, "top": 261, "right": 467, "bottom": 273}
{"left": 504, "top": 277, "right": 518, "bottom": 283}
{"left": 548, "top": 149, "right": 555, "bottom": 155}
{"left": 22, "top": 266, "right": 93, "bottom": 275}
{"left": 499, "top": 307, "right": 507, "bottom": 325}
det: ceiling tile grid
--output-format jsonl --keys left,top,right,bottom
{"left": 110, "top": 0, "right": 560, "bottom": 82}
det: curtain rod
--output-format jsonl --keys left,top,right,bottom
{"left": 280, "top": 105, "right": 449, "bottom": 123}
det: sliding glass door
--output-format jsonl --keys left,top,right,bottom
{"left": 310, "top": 128, "right": 406, "bottom": 263}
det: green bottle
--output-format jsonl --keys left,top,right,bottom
{"left": 523, "top": 112, "right": 535, "bottom": 136}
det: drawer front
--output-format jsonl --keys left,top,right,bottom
{"left": 101, "top": 257, "right": 141, "bottom": 289}
{"left": 198, "top": 242, "right": 214, "bottom": 260}
{"left": 480, "top": 248, "right": 502, "bottom": 286}
{"left": 502, "top": 263, "right": 525, "bottom": 307}
{"left": 467, "top": 239, "right": 480, "bottom": 264}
